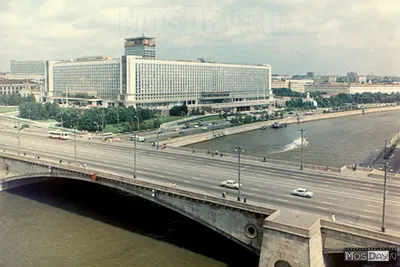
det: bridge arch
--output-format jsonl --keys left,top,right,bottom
{"left": 1, "top": 170, "right": 270, "bottom": 254}
{"left": 274, "top": 260, "right": 292, "bottom": 267}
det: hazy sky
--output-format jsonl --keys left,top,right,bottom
{"left": 1, "top": 0, "right": 399, "bottom": 76}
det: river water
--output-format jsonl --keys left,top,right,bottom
{"left": 0, "top": 179, "right": 258, "bottom": 267}
{"left": 190, "top": 110, "right": 400, "bottom": 167}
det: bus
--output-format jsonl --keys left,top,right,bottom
{"left": 48, "top": 131, "right": 70, "bottom": 140}
{"left": 102, "top": 133, "right": 116, "bottom": 141}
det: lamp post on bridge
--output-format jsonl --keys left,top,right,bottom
{"left": 235, "top": 145, "right": 245, "bottom": 201}
{"left": 17, "top": 122, "right": 20, "bottom": 155}
{"left": 299, "top": 128, "right": 306, "bottom": 170}
{"left": 381, "top": 161, "right": 391, "bottom": 233}
{"left": 133, "top": 116, "right": 140, "bottom": 178}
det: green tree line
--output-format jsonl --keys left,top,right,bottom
{"left": 276, "top": 89, "right": 400, "bottom": 109}
{"left": 18, "top": 96, "right": 157, "bottom": 132}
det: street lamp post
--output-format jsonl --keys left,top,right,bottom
{"left": 235, "top": 145, "right": 245, "bottom": 201}
{"left": 133, "top": 116, "right": 140, "bottom": 178}
{"left": 212, "top": 122, "right": 217, "bottom": 156}
{"left": 17, "top": 122, "right": 20, "bottom": 155}
{"left": 299, "top": 128, "right": 306, "bottom": 170}
{"left": 74, "top": 128, "right": 77, "bottom": 165}
{"left": 157, "top": 118, "right": 161, "bottom": 150}
{"left": 381, "top": 161, "right": 390, "bottom": 232}
{"left": 60, "top": 112, "right": 63, "bottom": 128}
{"left": 101, "top": 114, "right": 105, "bottom": 132}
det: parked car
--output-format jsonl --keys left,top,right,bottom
{"left": 155, "top": 130, "right": 163, "bottom": 134}
{"left": 291, "top": 188, "right": 313, "bottom": 198}
{"left": 220, "top": 180, "right": 241, "bottom": 190}
{"left": 174, "top": 128, "right": 181, "bottom": 131}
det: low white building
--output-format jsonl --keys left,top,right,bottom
{"left": 305, "top": 84, "right": 400, "bottom": 94}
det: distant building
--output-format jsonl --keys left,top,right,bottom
{"left": 346, "top": 72, "right": 358, "bottom": 83}
{"left": 302, "top": 92, "right": 318, "bottom": 107}
{"left": 307, "top": 72, "right": 315, "bottom": 78}
{"left": 288, "top": 80, "right": 314, "bottom": 93}
{"left": 318, "top": 76, "right": 337, "bottom": 83}
{"left": 10, "top": 60, "right": 46, "bottom": 75}
{"left": 0, "top": 80, "right": 43, "bottom": 102}
{"left": 357, "top": 76, "right": 367, "bottom": 84}
{"left": 0, "top": 73, "right": 44, "bottom": 81}
{"left": 305, "top": 84, "right": 400, "bottom": 94}
{"left": 271, "top": 79, "right": 314, "bottom": 93}
{"left": 124, "top": 37, "right": 156, "bottom": 58}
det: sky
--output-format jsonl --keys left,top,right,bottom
{"left": 1, "top": 0, "right": 400, "bottom": 76}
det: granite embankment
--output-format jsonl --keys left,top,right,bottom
{"left": 165, "top": 105, "right": 400, "bottom": 147}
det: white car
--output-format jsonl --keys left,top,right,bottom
{"left": 220, "top": 180, "right": 241, "bottom": 190}
{"left": 174, "top": 128, "right": 181, "bottom": 131}
{"left": 194, "top": 125, "right": 199, "bottom": 128}
{"left": 291, "top": 188, "right": 313, "bottom": 198}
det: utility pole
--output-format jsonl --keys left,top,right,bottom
{"left": 381, "top": 161, "right": 390, "bottom": 232}
{"left": 17, "top": 122, "right": 20, "bottom": 155}
{"left": 235, "top": 145, "right": 245, "bottom": 201}
{"left": 299, "top": 128, "right": 306, "bottom": 170}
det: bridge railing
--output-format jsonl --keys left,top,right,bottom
{"left": 0, "top": 152, "right": 276, "bottom": 216}
{"left": 166, "top": 146, "right": 344, "bottom": 173}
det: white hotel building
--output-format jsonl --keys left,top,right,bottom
{"left": 47, "top": 55, "right": 272, "bottom": 112}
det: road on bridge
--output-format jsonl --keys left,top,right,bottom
{"left": 0, "top": 125, "right": 400, "bottom": 235}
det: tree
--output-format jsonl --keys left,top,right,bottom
{"left": 169, "top": 104, "right": 188, "bottom": 116}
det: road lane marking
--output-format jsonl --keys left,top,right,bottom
{"left": 249, "top": 188, "right": 259, "bottom": 192}
{"left": 143, "top": 168, "right": 150, "bottom": 171}
{"left": 276, "top": 199, "right": 288, "bottom": 203}
{"left": 191, "top": 177, "right": 200, "bottom": 180}
{"left": 257, "top": 185, "right": 266, "bottom": 188}
{"left": 246, "top": 193, "right": 253, "bottom": 196}
{"left": 153, "top": 165, "right": 159, "bottom": 169}
{"left": 165, "top": 172, "right": 174, "bottom": 175}
{"left": 322, "top": 202, "right": 333, "bottom": 205}
{"left": 183, "top": 180, "right": 192, "bottom": 184}
{"left": 363, "top": 209, "right": 377, "bottom": 214}
{"left": 256, "top": 173, "right": 264, "bottom": 177}
{"left": 315, "top": 206, "right": 328, "bottom": 210}
{"left": 319, "top": 184, "right": 329, "bottom": 187}
{"left": 176, "top": 170, "right": 183, "bottom": 173}
{"left": 359, "top": 215, "right": 372, "bottom": 219}
{"left": 368, "top": 204, "right": 379, "bottom": 208}
{"left": 326, "top": 197, "right": 337, "bottom": 200}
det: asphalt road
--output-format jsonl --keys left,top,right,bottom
{"left": 0, "top": 127, "right": 399, "bottom": 234}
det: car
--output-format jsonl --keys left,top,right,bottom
{"left": 155, "top": 130, "right": 163, "bottom": 134}
{"left": 183, "top": 125, "right": 190, "bottom": 129}
{"left": 291, "top": 188, "right": 313, "bottom": 198}
{"left": 194, "top": 125, "right": 199, "bottom": 128}
{"left": 201, "top": 127, "right": 208, "bottom": 130}
{"left": 174, "top": 128, "right": 181, "bottom": 131}
{"left": 179, "top": 130, "right": 185, "bottom": 134}
{"left": 220, "top": 180, "right": 241, "bottom": 190}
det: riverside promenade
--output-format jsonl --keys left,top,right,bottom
{"left": 166, "top": 105, "right": 400, "bottom": 147}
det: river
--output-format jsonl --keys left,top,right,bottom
{"left": 189, "top": 110, "right": 400, "bottom": 167}
{"left": 0, "top": 179, "right": 259, "bottom": 267}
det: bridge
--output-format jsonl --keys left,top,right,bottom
{"left": 0, "top": 126, "right": 399, "bottom": 266}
